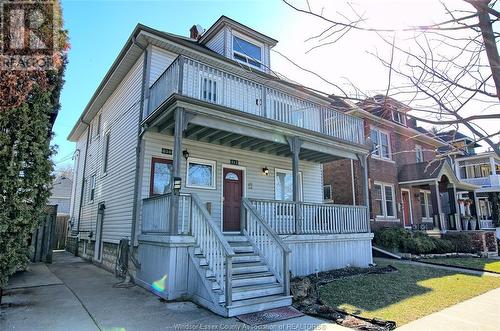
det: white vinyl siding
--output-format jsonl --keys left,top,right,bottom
{"left": 75, "top": 55, "right": 144, "bottom": 243}
{"left": 205, "top": 28, "right": 225, "bottom": 56}
{"left": 140, "top": 131, "right": 323, "bottom": 230}
{"left": 149, "top": 46, "right": 177, "bottom": 87}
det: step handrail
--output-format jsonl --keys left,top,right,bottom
{"left": 190, "top": 193, "right": 235, "bottom": 305}
{"left": 241, "top": 198, "right": 291, "bottom": 296}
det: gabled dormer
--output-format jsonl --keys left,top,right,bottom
{"left": 358, "top": 95, "right": 411, "bottom": 127}
{"left": 195, "top": 16, "right": 277, "bottom": 73}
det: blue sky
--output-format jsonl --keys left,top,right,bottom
{"left": 54, "top": 0, "right": 285, "bottom": 168}
{"left": 53, "top": 0, "right": 498, "bottom": 169}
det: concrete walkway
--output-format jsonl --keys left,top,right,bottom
{"left": 398, "top": 287, "right": 500, "bottom": 330}
{"left": 1, "top": 251, "right": 347, "bottom": 331}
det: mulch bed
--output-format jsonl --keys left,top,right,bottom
{"left": 291, "top": 265, "right": 398, "bottom": 331}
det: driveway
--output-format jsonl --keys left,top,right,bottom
{"left": 1, "top": 251, "right": 346, "bottom": 331}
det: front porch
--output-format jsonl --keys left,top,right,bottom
{"left": 134, "top": 83, "right": 372, "bottom": 315}
{"left": 398, "top": 161, "right": 481, "bottom": 233}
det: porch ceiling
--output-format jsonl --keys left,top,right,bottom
{"left": 143, "top": 98, "right": 353, "bottom": 163}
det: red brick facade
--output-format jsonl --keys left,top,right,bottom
{"left": 324, "top": 98, "right": 440, "bottom": 230}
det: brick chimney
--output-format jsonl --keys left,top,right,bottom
{"left": 190, "top": 24, "right": 204, "bottom": 40}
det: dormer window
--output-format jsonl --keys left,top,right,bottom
{"left": 232, "top": 35, "right": 262, "bottom": 68}
{"left": 392, "top": 110, "right": 406, "bottom": 125}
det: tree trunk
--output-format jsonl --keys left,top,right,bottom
{"left": 475, "top": 1, "right": 500, "bottom": 100}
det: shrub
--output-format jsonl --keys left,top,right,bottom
{"left": 401, "top": 236, "right": 436, "bottom": 255}
{"left": 484, "top": 232, "right": 497, "bottom": 252}
{"left": 431, "top": 238, "right": 454, "bottom": 254}
{"left": 373, "top": 227, "right": 411, "bottom": 250}
{"left": 442, "top": 233, "right": 476, "bottom": 253}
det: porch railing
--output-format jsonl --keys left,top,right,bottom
{"left": 190, "top": 193, "right": 235, "bottom": 305}
{"left": 147, "top": 55, "right": 365, "bottom": 145}
{"left": 250, "top": 199, "right": 369, "bottom": 235}
{"left": 141, "top": 193, "right": 191, "bottom": 234}
{"left": 241, "top": 198, "right": 290, "bottom": 296}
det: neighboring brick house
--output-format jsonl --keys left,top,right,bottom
{"left": 324, "top": 95, "right": 478, "bottom": 232}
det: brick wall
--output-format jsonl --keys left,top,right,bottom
{"left": 323, "top": 115, "right": 439, "bottom": 230}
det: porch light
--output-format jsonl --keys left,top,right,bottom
{"left": 183, "top": 149, "right": 190, "bottom": 160}
{"left": 262, "top": 167, "right": 269, "bottom": 176}
{"left": 173, "top": 177, "right": 182, "bottom": 195}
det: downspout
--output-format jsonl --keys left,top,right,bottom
{"left": 75, "top": 120, "right": 91, "bottom": 256}
{"left": 129, "top": 37, "right": 148, "bottom": 250}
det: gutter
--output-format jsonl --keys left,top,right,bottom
{"left": 129, "top": 37, "right": 148, "bottom": 249}
{"left": 75, "top": 120, "right": 91, "bottom": 256}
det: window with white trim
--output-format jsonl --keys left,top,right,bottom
{"left": 232, "top": 35, "right": 262, "bottom": 68}
{"left": 323, "top": 185, "right": 332, "bottom": 201}
{"left": 199, "top": 74, "right": 219, "bottom": 103}
{"left": 370, "top": 128, "right": 391, "bottom": 159}
{"left": 419, "top": 191, "right": 433, "bottom": 221}
{"left": 102, "top": 132, "right": 110, "bottom": 175}
{"left": 89, "top": 175, "right": 96, "bottom": 203}
{"left": 392, "top": 110, "right": 406, "bottom": 125}
{"left": 374, "top": 182, "right": 396, "bottom": 218}
{"left": 275, "top": 169, "right": 302, "bottom": 201}
{"left": 415, "top": 145, "right": 424, "bottom": 163}
{"left": 186, "top": 158, "right": 216, "bottom": 189}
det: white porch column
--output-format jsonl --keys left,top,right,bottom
{"left": 357, "top": 154, "right": 370, "bottom": 228}
{"left": 170, "top": 108, "right": 190, "bottom": 234}
{"left": 287, "top": 136, "right": 303, "bottom": 234}
{"left": 490, "top": 156, "right": 496, "bottom": 176}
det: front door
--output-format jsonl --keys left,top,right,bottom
{"left": 402, "top": 190, "right": 411, "bottom": 227}
{"left": 223, "top": 168, "right": 243, "bottom": 232}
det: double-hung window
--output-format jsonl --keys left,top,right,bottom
{"left": 102, "top": 132, "right": 110, "bottom": 175}
{"left": 374, "top": 182, "right": 396, "bottom": 219}
{"left": 419, "top": 191, "right": 433, "bottom": 221}
{"left": 232, "top": 35, "right": 262, "bottom": 68}
{"left": 186, "top": 158, "right": 216, "bottom": 189}
{"left": 275, "top": 169, "right": 302, "bottom": 201}
{"left": 89, "top": 175, "right": 96, "bottom": 203}
{"left": 392, "top": 110, "right": 406, "bottom": 125}
{"left": 370, "top": 128, "right": 391, "bottom": 159}
{"left": 415, "top": 145, "right": 424, "bottom": 163}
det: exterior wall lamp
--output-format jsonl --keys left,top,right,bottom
{"left": 173, "top": 177, "right": 182, "bottom": 195}
{"left": 262, "top": 167, "right": 269, "bottom": 176}
{"left": 183, "top": 149, "right": 190, "bottom": 160}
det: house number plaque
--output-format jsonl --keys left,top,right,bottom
{"left": 230, "top": 159, "right": 239, "bottom": 165}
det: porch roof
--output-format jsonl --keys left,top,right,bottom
{"left": 142, "top": 94, "right": 369, "bottom": 163}
{"left": 398, "top": 160, "right": 479, "bottom": 191}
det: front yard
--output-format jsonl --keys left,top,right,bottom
{"left": 421, "top": 257, "right": 500, "bottom": 273}
{"left": 320, "top": 258, "right": 500, "bottom": 326}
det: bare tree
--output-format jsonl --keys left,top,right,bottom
{"left": 280, "top": 0, "right": 500, "bottom": 155}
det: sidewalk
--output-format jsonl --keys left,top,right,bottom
{"left": 0, "top": 251, "right": 347, "bottom": 331}
{"left": 398, "top": 287, "right": 500, "bottom": 330}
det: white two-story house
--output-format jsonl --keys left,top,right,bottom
{"left": 67, "top": 16, "right": 372, "bottom": 316}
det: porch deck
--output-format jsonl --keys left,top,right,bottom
{"left": 147, "top": 55, "right": 364, "bottom": 146}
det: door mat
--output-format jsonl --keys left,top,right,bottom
{"left": 236, "top": 306, "right": 304, "bottom": 326}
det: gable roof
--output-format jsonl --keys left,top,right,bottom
{"left": 398, "top": 160, "right": 478, "bottom": 190}
{"left": 199, "top": 15, "right": 278, "bottom": 46}
{"left": 436, "top": 130, "right": 481, "bottom": 147}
